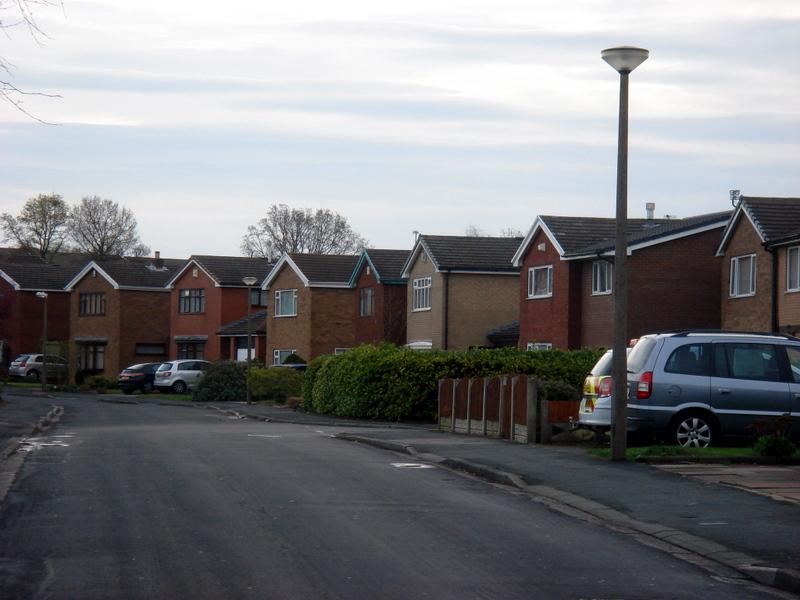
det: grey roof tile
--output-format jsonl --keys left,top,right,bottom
{"left": 741, "top": 196, "right": 800, "bottom": 243}
{"left": 0, "top": 250, "right": 89, "bottom": 290}
{"left": 95, "top": 256, "right": 186, "bottom": 288}
{"left": 364, "top": 249, "right": 410, "bottom": 281}
{"left": 420, "top": 235, "right": 522, "bottom": 272}
{"left": 217, "top": 310, "right": 267, "bottom": 336}
{"left": 289, "top": 253, "right": 359, "bottom": 284}
{"left": 192, "top": 255, "right": 274, "bottom": 286}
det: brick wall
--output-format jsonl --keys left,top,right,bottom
{"left": 266, "top": 265, "right": 311, "bottom": 363}
{"left": 0, "top": 283, "right": 71, "bottom": 365}
{"left": 776, "top": 246, "right": 800, "bottom": 333}
{"left": 721, "top": 217, "right": 772, "bottom": 331}
{"left": 69, "top": 272, "right": 120, "bottom": 378}
{"left": 353, "top": 264, "right": 407, "bottom": 346}
{"left": 446, "top": 272, "right": 519, "bottom": 350}
{"left": 119, "top": 289, "right": 171, "bottom": 369}
{"left": 170, "top": 265, "right": 223, "bottom": 360}
{"left": 309, "top": 287, "right": 356, "bottom": 358}
{"left": 406, "top": 249, "right": 444, "bottom": 347}
{"left": 580, "top": 260, "right": 614, "bottom": 348}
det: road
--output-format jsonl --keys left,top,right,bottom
{"left": 0, "top": 397, "right": 780, "bottom": 599}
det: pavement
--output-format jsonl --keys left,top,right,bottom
{"left": 2, "top": 385, "right": 800, "bottom": 595}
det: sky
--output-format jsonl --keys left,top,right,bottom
{"left": 1, "top": 0, "right": 798, "bottom": 258}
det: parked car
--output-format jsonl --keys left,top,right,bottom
{"left": 154, "top": 360, "right": 211, "bottom": 394}
{"left": 8, "top": 354, "right": 68, "bottom": 381}
{"left": 578, "top": 331, "right": 800, "bottom": 447}
{"left": 117, "top": 362, "right": 164, "bottom": 395}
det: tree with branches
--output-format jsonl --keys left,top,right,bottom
{"left": 241, "top": 204, "right": 368, "bottom": 259}
{"left": 69, "top": 195, "right": 150, "bottom": 259}
{"left": 0, "top": 193, "right": 70, "bottom": 262}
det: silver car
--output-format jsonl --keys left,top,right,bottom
{"left": 8, "top": 354, "right": 68, "bottom": 381}
{"left": 579, "top": 331, "right": 800, "bottom": 447}
{"left": 154, "top": 360, "right": 210, "bottom": 394}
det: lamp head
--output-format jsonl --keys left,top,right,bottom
{"left": 602, "top": 46, "right": 649, "bottom": 73}
{"left": 242, "top": 276, "right": 258, "bottom": 287}
{"left": 35, "top": 291, "right": 48, "bottom": 299}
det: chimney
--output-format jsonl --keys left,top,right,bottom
{"left": 646, "top": 202, "right": 655, "bottom": 220}
{"left": 153, "top": 250, "right": 164, "bottom": 269}
{"left": 730, "top": 189, "right": 741, "bottom": 207}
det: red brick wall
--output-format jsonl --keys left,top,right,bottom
{"left": 353, "top": 264, "right": 407, "bottom": 346}
{"left": 580, "top": 260, "right": 614, "bottom": 348}
{"left": 119, "top": 289, "right": 171, "bottom": 370}
{"left": 518, "top": 229, "right": 578, "bottom": 349}
{"left": 267, "top": 266, "right": 311, "bottom": 363}
{"left": 721, "top": 217, "right": 773, "bottom": 332}
{"left": 170, "top": 265, "right": 223, "bottom": 360}
{"left": 382, "top": 283, "right": 407, "bottom": 346}
{"left": 69, "top": 272, "right": 120, "bottom": 377}
{"left": 309, "top": 287, "right": 356, "bottom": 358}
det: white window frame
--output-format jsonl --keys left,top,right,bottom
{"left": 527, "top": 265, "right": 553, "bottom": 299}
{"left": 274, "top": 289, "right": 298, "bottom": 317}
{"left": 591, "top": 261, "right": 612, "bottom": 296}
{"left": 526, "top": 342, "right": 553, "bottom": 351}
{"left": 787, "top": 247, "right": 800, "bottom": 292}
{"left": 729, "top": 254, "right": 756, "bottom": 298}
{"left": 334, "top": 348, "right": 350, "bottom": 355}
{"left": 273, "top": 348, "right": 297, "bottom": 365}
{"left": 412, "top": 276, "right": 432, "bottom": 312}
{"left": 360, "top": 287, "right": 374, "bottom": 317}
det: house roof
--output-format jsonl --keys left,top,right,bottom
{"left": 66, "top": 256, "right": 185, "bottom": 290}
{"left": 167, "top": 255, "right": 274, "bottom": 288}
{"left": 0, "top": 249, "right": 89, "bottom": 292}
{"left": 263, "top": 253, "right": 360, "bottom": 288}
{"left": 217, "top": 310, "right": 267, "bottom": 336}
{"left": 486, "top": 320, "right": 520, "bottom": 347}
{"left": 348, "top": 248, "right": 410, "bottom": 286}
{"left": 514, "top": 211, "right": 731, "bottom": 265}
{"left": 402, "top": 235, "right": 522, "bottom": 277}
{"left": 716, "top": 196, "right": 800, "bottom": 254}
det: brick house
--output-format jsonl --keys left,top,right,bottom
{"left": 262, "top": 253, "right": 359, "bottom": 364}
{"left": 165, "top": 256, "right": 273, "bottom": 362}
{"left": 349, "top": 248, "right": 409, "bottom": 346}
{"left": 716, "top": 196, "right": 800, "bottom": 334}
{"left": 0, "top": 249, "right": 86, "bottom": 370}
{"left": 64, "top": 254, "right": 184, "bottom": 380}
{"left": 512, "top": 209, "right": 731, "bottom": 349}
{"left": 401, "top": 235, "right": 521, "bottom": 350}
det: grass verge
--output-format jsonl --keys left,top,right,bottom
{"left": 589, "top": 445, "right": 762, "bottom": 461}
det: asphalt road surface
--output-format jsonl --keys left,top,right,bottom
{"left": 0, "top": 398, "right": 779, "bottom": 599}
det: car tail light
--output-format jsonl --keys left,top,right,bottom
{"left": 158, "top": 371, "right": 171, "bottom": 377}
{"left": 598, "top": 377, "right": 613, "bottom": 398}
{"left": 636, "top": 371, "right": 653, "bottom": 399}
{"left": 20, "top": 360, "right": 27, "bottom": 367}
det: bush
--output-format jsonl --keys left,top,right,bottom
{"left": 249, "top": 367, "right": 304, "bottom": 404}
{"left": 282, "top": 353, "right": 306, "bottom": 365}
{"left": 194, "top": 361, "right": 247, "bottom": 402}
{"left": 301, "top": 355, "right": 333, "bottom": 412}
{"left": 754, "top": 435, "right": 797, "bottom": 459}
{"left": 539, "top": 380, "right": 580, "bottom": 401}
{"left": 85, "top": 375, "right": 116, "bottom": 393}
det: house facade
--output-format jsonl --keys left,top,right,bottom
{"left": 716, "top": 195, "right": 800, "bottom": 335}
{"left": 65, "top": 254, "right": 183, "bottom": 380}
{"left": 0, "top": 250, "right": 86, "bottom": 370}
{"left": 401, "top": 235, "right": 521, "bottom": 350}
{"left": 513, "top": 209, "right": 731, "bottom": 350}
{"left": 166, "top": 255, "right": 273, "bottom": 362}
{"left": 262, "top": 253, "right": 359, "bottom": 364}
{"left": 349, "top": 249, "right": 409, "bottom": 346}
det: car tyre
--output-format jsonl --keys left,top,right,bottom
{"left": 172, "top": 381, "right": 187, "bottom": 394}
{"left": 668, "top": 410, "right": 718, "bottom": 448}
{"left": 26, "top": 370, "right": 40, "bottom": 382}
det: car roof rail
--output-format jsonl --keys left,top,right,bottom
{"left": 665, "top": 329, "right": 800, "bottom": 341}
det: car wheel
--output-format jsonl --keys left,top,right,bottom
{"left": 142, "top": 382, "right": 153, "bottom": 394}
{"left": 26, "top": 370, "right": 40, "bottom": 382}
{"left": 172, "top": 381, "right": 187, "bottom": 394}
{"left": 669, "top": 411, "right": 717, "bottom": 448}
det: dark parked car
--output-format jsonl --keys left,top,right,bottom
{"left": 117, "top": 362, "right": 164, "bottom": 394}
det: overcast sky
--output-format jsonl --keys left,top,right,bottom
{"left": 1, "top": 0, "right": 798, "bottom": 258}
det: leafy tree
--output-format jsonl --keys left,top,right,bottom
{"left": 1, "top": 193, "right": 70, "bottom": 262}
{"left": 1, "top": 0, "right": 62, "bottom": 121}
{"left": 241, "top": 204, "right": 368, "bottom": 258}
{"left": 69, "top": 196, "right": 150, "bottom": 259}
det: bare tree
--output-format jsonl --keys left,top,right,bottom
{"left": 1, "top": 193, "right": 70, "bottom": 262}
{"left": 1, "top": 0, "right": 62, "bottom": 121}
{"left": 69, "top": 196, "right": 150, "bottom": 259}
{"left": 464, "top": 224, "right": 488, "bottom": 237}
{"left": 241, "top": 204, "right": 368, "bottom": 258}
{"left": 500, "top": 227, "right": 524, "bottom": 238}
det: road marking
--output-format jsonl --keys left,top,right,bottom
{"left": 699, "top": 522, "right": 728, "bottom": 526}
{"left": 247, "top": 434, "right": 282, "bottom": 438}
{"left": 18, "top": 437, "right": 70, "bottom": 452}
{"left": 391, "top": 463, "right": 435, "bottom": 469}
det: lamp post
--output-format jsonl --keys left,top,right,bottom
{"left": 35, "top": 291, "right": 48, "bottom": 392}
{"left": 242, "top": 276, "right": 258, "bottom": 404}
{"left": 602, "top": 46, "right": 649, "bottom": 461}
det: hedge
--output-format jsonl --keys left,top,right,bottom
{"left": 248, "top": 367, "right": 304, "bottom": 403}
{"left": 194, "top": 361, "right": 247, "bottom": 402}
{"left": 303, "top": 344, "right": 604, "bottom": 421}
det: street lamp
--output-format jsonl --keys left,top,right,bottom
{"left": 602, "top": 46, "right": 649, "bottom": 461}
{"left": 35, "top": 291, "right": 48, "bottom": 392}
{"left": 242, "top": 276, "right": 258, "bottom": 404}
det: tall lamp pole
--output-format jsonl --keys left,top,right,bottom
{"left": 602, "top": 46, "right": 649, "bottom": 461}
{"left": 35, "top": 291, "right": 48, "bottom": 392}
{"left": 242, "top": 276, "right": 258, "bottom": 404}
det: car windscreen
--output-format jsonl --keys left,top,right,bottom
{"left": 627, "top": 337, "right": 657, "bottom": 373}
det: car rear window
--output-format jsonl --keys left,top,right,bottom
{"left": 627, "top": 337, "right": 657, "bottom": 373}
{"left": 664, "top": 344, "right": 711, "bottom": 376}
{"left": 713, "top": 343, "right": 781, "bottom": 382}
{"left": 590, "top": 352, "right": 614, "bottom": 377}
{"left": 156, "top": 363, "right": 173, "bottom": 372}
{"left": 13, "top": 355, "right": 30, "bottom": 362}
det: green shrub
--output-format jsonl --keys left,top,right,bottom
{"left": 301, "top": 355, "right": 333, "bottom": 412}
{"left": 85, "top": 375, "right": 116, "bottom": 393}
{"left": 248, "top": 367, "right": 304, "bottom": 403}
{"left": 194, "top": 361, "right": 247, "bottom": 402}
{"left": 754, "top": 435, "right": 797, "bottom": 459}
{"left": 539, "top": 380, "right": 580, "bottom": 401}
{"left": 282, "top": 353, "right": 306, "bottom": 365}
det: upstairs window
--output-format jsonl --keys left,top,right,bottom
{"left": 79, "top": 292, "right": 106, "bottom": 316}
{"left": 730, "top": 254, "right": 756, "bottom": 297}
{"left": 412, "top": 277, "right": 431, "bottom": 311}
{"left": 787, "top": 247, "right": 800, "bottom": 292}
{"left": 592, "top": 261, "right": 612, "bottom": 295}
{"left": 179, "top": 288, "right": 205, "bottom": 313}
{"left": 275, "top": 289, "right": 298, "bottom": 317}
{"left": 360, "top": 287, "right": 374, "bottom": 317}
{"left": 527, "top": 265, "right": 553, "bottom": 298}
{"left": 250, "top": 288, "right": 268, "bottom": 307}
